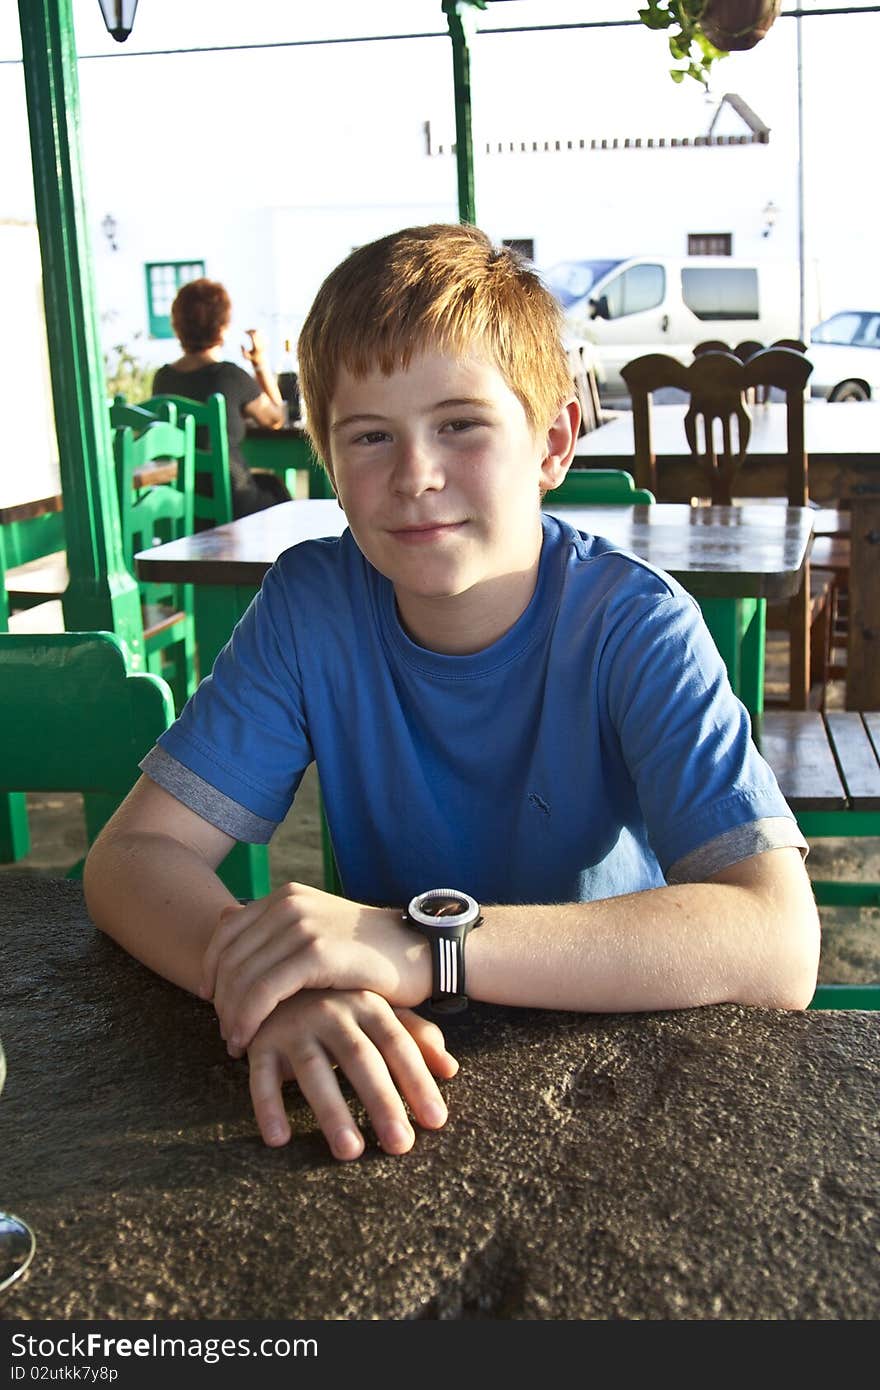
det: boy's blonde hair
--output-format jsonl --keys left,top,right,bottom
{"left": 297, "top": 223, "right": 572, "bottom": 467}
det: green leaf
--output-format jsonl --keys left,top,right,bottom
{"left": 670, "top": 67, "right": 686, "bottom": 83}
{"left": 694, "top": 29, "right": 726, "bottom": 59}
{"left": 640, "top": 8, "right": 675, "bottom": 31}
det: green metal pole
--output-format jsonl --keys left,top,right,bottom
{"left": 442, "top": 0, "right": 486, "bottom": 226}
{"left": 17, "top": 0, "right": 145, "bottom": 666}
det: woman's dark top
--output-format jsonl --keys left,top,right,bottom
{"left": 152, "top": 361, "right": 289, "bottom": 518}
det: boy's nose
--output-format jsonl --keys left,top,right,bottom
{"left": 391, "top": 439, "right": 444, "bottom": 495}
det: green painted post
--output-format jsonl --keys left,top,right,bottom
{"left": 17, "top": 0, "right": 145, "bottom": 666}
{"left": 442, "top": 0, "right": 486, "bottom": 226}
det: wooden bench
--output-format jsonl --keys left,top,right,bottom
{"left": 754, "top": 710, "right": 880, "bottom": 1008}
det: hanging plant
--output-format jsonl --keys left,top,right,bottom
{"left": 637, "top": 1, "right": 781, "bottom": 87}
{"left": 699, "top": 0, "right": 782, "bottom": 51}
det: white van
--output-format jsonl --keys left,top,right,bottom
{"left": 542, "top": 255, "right": 813, "bottom": 399}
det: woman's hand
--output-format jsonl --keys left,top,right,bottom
{"left": 246, "top": 990, "right": 458, "bottom": 1160}
{"left": 241, "top": 327, "right": 269, "bottom": 368}
{"left": 200, "top": 882, "right": 431, "bottom": 1057}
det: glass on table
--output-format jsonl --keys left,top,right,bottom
{"left": 0, "top": 1038, "right": 36, "bottom": 1292}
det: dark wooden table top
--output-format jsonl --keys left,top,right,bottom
{"left": 135, "top": 498, "right": 815, "bottom": 601}
{"left": 1, "top": 876, "right": 877, "bottom": 1321}
{"left": 575, "top": 400, "right": 880, "bottom": 505}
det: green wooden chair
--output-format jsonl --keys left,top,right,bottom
{"left": 113, "top": 418, "right": 198, "bottom": 711}
{"left": 545, "top": 468, "right": 656, "bottom": 506}
{"left": 0, "top": 628, "right": 269, "bottom": 898}
{"left": 110, "top": 395, "right": 178, "bottom": 435}
{"left": 139, "top": 393, "right": 235, "bottom": 530}
{"left": 0, "top": 630, "right": 176, "bottom": 865}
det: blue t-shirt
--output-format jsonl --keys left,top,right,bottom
{"left": 143, "top": 514, "right": 804, "bottom": 906}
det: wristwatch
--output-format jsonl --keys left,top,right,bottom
{"left": 402, "top": 889, "right": 483, "bottom": 1014}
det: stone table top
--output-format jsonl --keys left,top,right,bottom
{"left": 1, "top": 877, "right": 877, "bottom": 1321}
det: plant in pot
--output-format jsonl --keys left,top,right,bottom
{"left": 638, "top": 1, "right": 782, "bottom": 86}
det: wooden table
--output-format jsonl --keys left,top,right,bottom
{"left": 1, "top": 876, "right": 876, "bottom": 1326}
{"left": 136, "top": 498, "right": 814, "bottom": 719}
{"left": 575, "top": 400, "right": 880, "bottom": 505}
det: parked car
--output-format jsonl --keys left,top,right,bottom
{"left": 807, "top": 310, "right": 880, "bottom": 401}
{"left": 540, "top": 254, "right": 810, "bottom": 399}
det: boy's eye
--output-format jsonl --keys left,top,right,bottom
{"left": 441, "top": 418, "right": 479, "bottom": 433}
{"left": 355, "top": 430, "right": 390, "bottom": 445}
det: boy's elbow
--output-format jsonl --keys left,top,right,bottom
{"left": 766, "top": 898, "right": 821, "bottom": 1012}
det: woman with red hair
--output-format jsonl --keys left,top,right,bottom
{"left": 153, "top": 277, "right": 290, "bottom": 517}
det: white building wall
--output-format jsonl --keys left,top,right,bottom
{"left": 0, "top": 4, "right": 875, "bottom": 388}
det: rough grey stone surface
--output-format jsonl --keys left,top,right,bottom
{"left": 1, "top": 876, "right": 877, "bottom": 1321}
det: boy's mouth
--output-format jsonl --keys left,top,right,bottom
{"left": 389, "top": 521, "right": 466, "bottom": 544}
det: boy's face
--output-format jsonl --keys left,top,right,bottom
{"left": 326, "top": 348, "right": 575, "bottom": 652}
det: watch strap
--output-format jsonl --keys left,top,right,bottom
{"left": 427, "top": 930, "right": 468, "bottom": 1014}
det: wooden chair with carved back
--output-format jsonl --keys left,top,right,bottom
{"left": 620, "top": 346, "right": 840, "bottom": 709}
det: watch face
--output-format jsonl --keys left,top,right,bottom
{"left": 420, "top": 893, "right": 471, "bottom": 919}
{"left": 407, "top": 889, "right": 480, "bottom": 930}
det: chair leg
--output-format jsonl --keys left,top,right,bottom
{"left": 319, "top": 795, "right": 343, "bottom": 896}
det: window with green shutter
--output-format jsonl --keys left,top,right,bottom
{"left": 145, "top": 261, "right": 205, "bottom": 338}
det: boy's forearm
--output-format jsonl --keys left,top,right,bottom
{"left": 466, "top": 864, "right": 820, "bottom": 1014}
{"left": 83, "top": 828, "right": 238, "bottom": 997}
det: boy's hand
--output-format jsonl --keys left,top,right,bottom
{"left": 246, "top": 990, "right": 458, "bottom": 1160}
{"left": 200, "top": 882, "right": 431, "bottom": 1056}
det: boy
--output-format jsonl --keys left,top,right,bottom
{"left": 84, "top": 224, "right": 819, "bottom": 1163}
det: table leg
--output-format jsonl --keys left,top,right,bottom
{"left": 192, "top": 584, "right": 341, "bottom": 899}
{"left": 220, "top": 841, "right": 272, "bottom": 900}
{"left": 698, "top": 596, "right": 765, "bottom": 716}
{"left": 738, "top": 597, "right": 766, "bottom": 717}
{"left": 190, "top": 584, "right": 270, "bottom": 897}
{"left": 194, "top": 585, "right": 259, "bottom": 679}
{"left": 0, "top": 797, "right": 31, "bottom": 862}
{"left": 0, "top": 531, "right": 31, "bottom": 860}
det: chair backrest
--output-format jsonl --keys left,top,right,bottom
{"left": 0, "top": 630, "right": 174, "bottom": 795}
{"left": 772, "top": 338, "right": 808, "bottom": 353}
{"left": 733, "top": 340, "right": 765, "bottom": 363}
{"left": 620, "top": 347, "right": 814, "bottom": 506}
{"left": 693, "top": 340, "right": 731, "bottom": 357}
{"left": 113, "top": 419, "right": 196, "bottom": 568}
{"left": 139, "top": 393, "right": 234, "bottom": 528}
{"left": 544, "top": 468, "right": 655, "bottom": 505}
{"left": 110, "top": 395, "right": 178, "bottom": 433}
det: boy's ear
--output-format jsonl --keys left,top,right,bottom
{"left": 539, "top": 397, "right": 580, "bottom": 495}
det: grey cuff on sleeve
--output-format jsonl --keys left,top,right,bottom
{"left": 139, "top": 744, "right": 277, "bottom": 844}
{"left": 666, "top": 816, "right": 809, "bottom": 884}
